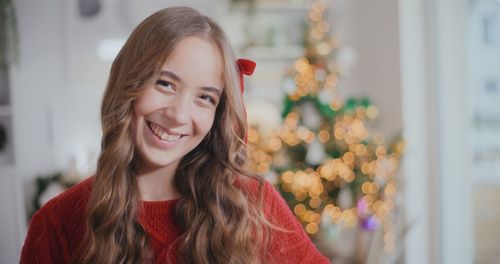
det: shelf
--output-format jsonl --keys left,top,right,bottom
{"left": 232, "top": 1, "right": 309, "bottom": 12}
{"left": 256, "top": 2, "right": 309, "bottom": 12}
{"left": 243, "top": 45, "right": 304, "bottom": 60}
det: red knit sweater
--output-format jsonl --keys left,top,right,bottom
{"left": 21, "top": 177, "right": 330, "bottom": 263}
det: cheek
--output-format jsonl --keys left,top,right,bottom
{"left": 194, "top": 110, "right": 217, "bottom": 135}
{"left": 134, "top": 88, "right": 160, "bottom": 116}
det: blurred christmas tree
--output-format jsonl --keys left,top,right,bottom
{"left": 246, "top": 0, "right": 405, "bottom": 262}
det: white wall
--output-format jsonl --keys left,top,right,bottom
{"left": 0, "top": 167, "right": 22, "bottom": 264}
{"left": 435, "top": 0, "right": 473, "bottom": 262}
{"left": 333, "top": 0, "right": 402, "bottom": 137}
{"left": 2, "top": 0, "right": 67, "bottom": 262}
{"left": 398, "top": 0, "right": 437, "bottom": 262}
{"left": 399, "top": 0, "right": 474, "bottom": 263}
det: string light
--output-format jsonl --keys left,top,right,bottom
{"left": 244, "top": 0, "right": 404, "bottom": 257}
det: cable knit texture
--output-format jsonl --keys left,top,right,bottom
{"left": 21, "top": 177, "right": 330, "bottom": 263}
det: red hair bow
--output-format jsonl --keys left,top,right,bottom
{"left": 236, "top": 58, "right": 256, "bottom": 143}
{"left": 237, "top": 58, "right": 256, "bottom": 93}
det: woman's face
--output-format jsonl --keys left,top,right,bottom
{"left": 133, "top": 36, "right": 224, "bottom": 172}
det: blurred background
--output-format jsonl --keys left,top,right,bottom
{"left": 0, "top": 0, "right": 498, "bottom": 263}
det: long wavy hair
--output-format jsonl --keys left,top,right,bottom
{"left": 76, "top": 6, "right": 270, "bottom": 264}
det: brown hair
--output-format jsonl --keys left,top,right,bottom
{"left": 76, "top": 6, "right": 269, "bottom": 264}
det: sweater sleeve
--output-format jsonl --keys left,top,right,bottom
{"left": 20, "top": 206, "right": 71, "bottom": 264}
{"left": 263, "top": 181, "right": 331, "bottom": 264}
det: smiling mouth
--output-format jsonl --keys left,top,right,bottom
{"left": 146, "top": 121, "right": 184, "bottom": 142}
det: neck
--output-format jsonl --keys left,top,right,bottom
{"left": 136, "top": 161, "right": 180, "bottom": 201}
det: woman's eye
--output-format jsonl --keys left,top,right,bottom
{"left": 156, "top": 80, "right": 174, "bottom": 91}
{"left": 199, "top": 94, "right": 216, "bottom": 105}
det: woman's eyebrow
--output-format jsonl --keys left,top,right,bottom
{"left": 160, "top": 70, "right": 222, "bottom": 97}
{"left": 160, "top": 70, "right": 182, "bottom": 83}
{"left": 202, "top": 86, "right": 222, "bottom": 97}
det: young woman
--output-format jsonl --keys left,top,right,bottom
{"left": 21, "top": 6, "right": 330, "bottom": 264}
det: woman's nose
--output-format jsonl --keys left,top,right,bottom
{"left": 162, "top": 96, "right": 190, "bottom": 125}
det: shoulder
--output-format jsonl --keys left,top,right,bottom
{"left": 233, "top": 175, "right": 264, "bottom": 194}
{"left": 233, "top": 175, "right": 288, "bottom": 218}
{"left": 32, "top": 176, "right": 94, "bottom": 227}
{"left": 21, "top": 176, "right": 94, "bottom": 263}
{"left": 233, "top": 175, "right": 275, "bottom": 203}
{"left": 236, "top": 176, "right": 330, "bottom": 263}
{"left": 40, "top": 176, "right": 94, "bottom": 215}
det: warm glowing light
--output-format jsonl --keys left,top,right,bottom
{"left": 244, "top": 1, "right": 404, "bottom": 252}
{"left": 295, "top": 191, "right": 307, "bottom": 202}
{"left": 269, "top": 138, "right": 282, "bottom": 151}
{"left": 294, "top": 58, "right": 310, "bottom": 73}
{"left": 330, "top": 99, "right": 342, "bottom": 110}
{"left": 355, "top": 144, "right": 367, "bottom": 156}
{"left": 341, "top": 209, "right": 358, "bottom": 226}
{"left": 344, "top": 134, "right": 356, "bottom": 145}
{"left": 395, "top": 140, "right": 405, "bottom": 154}
{"left": 309, "top": 184, "right": 323, "bottom": 197}
{"left": 355, "top": 106, "right": 366, "bottom": 118}
{"left": 324, "top": 204, "right": 335, "bottom": 214}
{"left": 309, "top": 197, "right": 322, "bottom": 208}
{"left": 331, "top": 207, "right": 342, "bottom": 222}
{"left": 310, "top": 11, "right": 322, "bottom": 22}
{"left": 297, "top": 86, "right": 308, "bottom": 97}
{"left": 310, "top": 213, "right": 322, "bottom": 223}
{"left": 319, "top": 164, "right": 335, "bottom": 180}
{"left": 334, "top": 127, "right": 345, "bottom": 140}
{"left": 385, "top": 180, "right": 397, "bottom": 197}
{"left": 344, "top": 171, "right": 355, "bottom": 182}
{"left": 384, "top": 200, "right": 394, "bottom": 211}
{"left": 317, "top": 42, "right": 331, "bottom": 55}
{"left": 375, "top": 146, "right": 387, "bottom": 157}
{"left": 318, "top": 20, "right": 329, "bottom": 32}
{"left": 326, "top": 74, "right": 337, "bottom": 86}
{"left": 342, "top": 152, "right": 355, "bottom": 164}
{"left": 303, "top": 210, "right": 314, "bottom": 222}
{"left": 362, "top": 182, "right": 370, "bottom": 194}
{"left": 297, "top": 127, "right": 309, "bottom": 141}
{"left": 282, "top": 183, "right": 292, "bottom": 192}
{"left": 289, "top": 93, "right": 301, "bottom": 101}
{"left": 318, "top": 130, "right": 331, "bottom": 143}
{"left": 248, "top": 129, "right": 259, "bottom": 143}
{"left": 366, "top": 105, "right": 379, "bottom": 119}
{"left": 281, "top": 171, "right": 294, "bottom": 184}
{"left": 373, "top": 200, "right": 384, "bottom": 213}
{"left": 305, "top": 131, "right": 316, "bottom": 143}
{"left": 311, "top": 29, "right": 323, "bottom": 40}
{"left": 312, "top": 1, "right": 326, "bottom": 13}
{"left": 285, "top": 113, "right": 299, "bottom": 129}
{"left": 362, "top": 182, "right": 380, "bottom": 194}
{"left": 257, "top": 163, "right": 269, "bottom": 173}
{"left": 361, "top": 162, "right": 371, "bottom": 174}
{"left": 306, "top": 222, "right": 319, "bottom": 234}
{"left": 252, "top": 150, "right": 264, "bottom": 162}
{"left": 294, "top": 204, "right": 306, "bottom": 216}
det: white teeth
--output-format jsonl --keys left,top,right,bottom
{"left": 160, "top": 133, "right": 181, "bottom": 142}
{"left": 149, "top": 122, "right": 182, "bottom": 142}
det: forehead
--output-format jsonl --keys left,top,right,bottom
{"left": 161, "top": 36, "right": 224, "bottom": 89}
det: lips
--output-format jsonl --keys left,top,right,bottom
{"left": 146, "top": 121, "right": 184, "bottom": 142}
